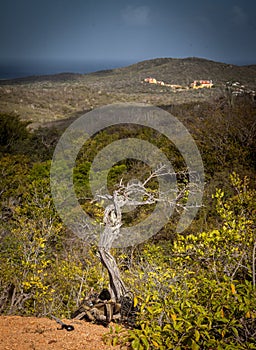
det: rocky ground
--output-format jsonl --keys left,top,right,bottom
{"left": 0, "top": 316, "right": 127, "bottom": 350}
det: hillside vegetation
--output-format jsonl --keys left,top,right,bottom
{"left": 0, "top": 58, "right": 256, "bottom": 349}
{"left": 1, "top": 57, "right": 256, "bottom": 127}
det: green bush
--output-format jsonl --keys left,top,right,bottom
{"left": 110, "top": 174, "right": 256, "bottom": 349}
{"left": 0, "top": 114, "right": 30, "bottom": 154}
{"left": 0, "top": 160, "right": 102, "bottom": 316}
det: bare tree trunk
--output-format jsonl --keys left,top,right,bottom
{"left": 96, "top": 168, "right": 193, "bottom": 302}
{"left": 97, "top": 193, "right": 127, "bottom": 302}
{"left": 253, "top": 240, "right": 256, "bottom": 288}
{"left": 98, "top": 247, "right": 127, "bottom": 301}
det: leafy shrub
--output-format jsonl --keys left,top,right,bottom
{"left": 112, "top": 174, "right": 256, "bottom": 349}
{"left": 0, "top": 114, "right": 30, "bottom": 154}
{"left": 0, "top": 160, "right": 102, "bottom": 316}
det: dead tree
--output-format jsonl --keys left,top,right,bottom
{"left": 98, "top": 191, "right": 127, "bottom": 301}
{"left": 95, "top": 165, "right": 196, "bottom": 302}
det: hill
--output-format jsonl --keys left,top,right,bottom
{"left": 89, "top": 56, "right": 256, "bottom": 90}
{"left": 0, "top": 57, "right": 255, "bottom": 127}
{"left": 2, "top": 57, "right": 256, "bottom": 88}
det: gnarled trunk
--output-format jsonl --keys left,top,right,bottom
{"left": 98, "top": 247, "right": 127, "bottom": 301}
{"left": 97, "top": 192, "right": 127, "bottom": 301}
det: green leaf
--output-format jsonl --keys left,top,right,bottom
{"left": 194, "top": 329, "right": 200, "bottom": 342}
{"left": 191, "top": 340, "right": 200, "bottom": 350}
{"left": 131, "top": 338, "right": 140, "bottom": 349}
{"left": 140, "top": 336, "right": 149, "bottom": 349}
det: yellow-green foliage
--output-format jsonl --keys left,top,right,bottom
{"left": 0, "top": 203, "right": 102, "bottom": 316}
{"left": 0, "top": 160, "right": 103, "bottom": 316}
{"left": 125, "top": 278, "right": 256, "bottom": 350}
{"left": 1, "top": 108, "right": 256, "bottom": 348}
{"left": 111, "top": 174, "right": 256, "bottom": 349}
{"left": 173, "top": 173, "right": 256, "bottom": 280}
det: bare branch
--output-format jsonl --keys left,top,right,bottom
{"left": 93, "top": 166, "right": 203, "bottom": 301}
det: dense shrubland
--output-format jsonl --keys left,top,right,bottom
{"left": 0, "top": 97, "right": 256, "bottom": 349}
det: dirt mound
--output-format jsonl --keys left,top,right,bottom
{"left": 0, "top": 316, "right": 124, "bottom": 350}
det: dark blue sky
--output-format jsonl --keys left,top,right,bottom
{"left": 1, "top": 0, "right": 256, "bottom": 76}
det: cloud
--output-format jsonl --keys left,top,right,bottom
{"left": 121, "top": 5, "right": 150, "bottom": 26}
{"left": 231, "top": 5, "right": 248, "bottom": 26}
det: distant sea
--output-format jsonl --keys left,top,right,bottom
{"left": 0, "top": 60, "right": 134, "bottom": 80}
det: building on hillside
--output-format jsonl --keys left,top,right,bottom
{"left": 190, "top": 80, "right": 213, "bottom": 89}
{"left": 144, "top": 77, "right": 157, "bottom": 84}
